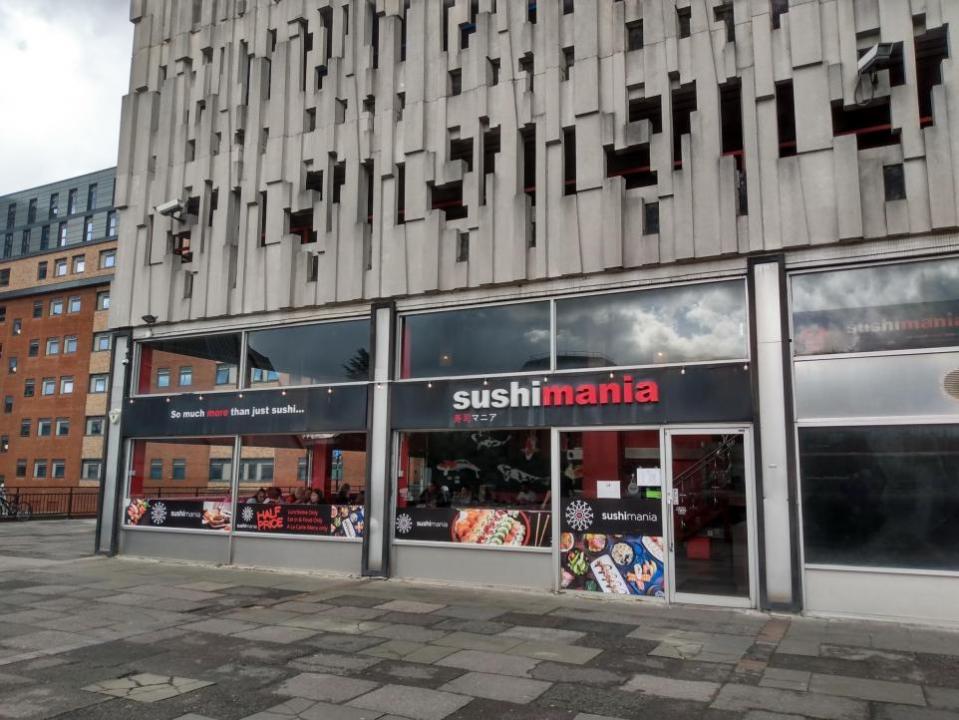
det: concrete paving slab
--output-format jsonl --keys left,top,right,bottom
{"left": 348, "top": 684, "right": 472, "bottom": 720}
{"left": 440, "top": 671, "right": 552, "bottom": 703}
{"left": 810, "top": 673, "right": 926, "bottom": 706}
{"left": 437, "top": 649, "right": 539, "bottom": 677}
{"left": 620, "top": 673, "right": 720, "bottom": 702}
{"left": 274, "top": 672, "right": 379, "bottom": 703}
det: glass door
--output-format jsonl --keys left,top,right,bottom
{"left": 665, "top": 430, "right": 754, "bottom": 607}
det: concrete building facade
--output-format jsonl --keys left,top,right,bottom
{"left": 0, "top": 168, "right": 118, "bottom": 490}
{"left": 101, "top": 0, "right": 959, "bottom": 625}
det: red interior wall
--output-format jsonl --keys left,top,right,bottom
{"left": 581, "top": 431, "right": 622, "bottom": 498}
{"left": 130, "top": 441, "right": 146, "bottom": 495}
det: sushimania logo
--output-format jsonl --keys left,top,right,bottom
{"left": 452, "top": 376, "right": 660, "bottom": 411}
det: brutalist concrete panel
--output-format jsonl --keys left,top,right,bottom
{"left": 110, "top": 0, "right": 959, "bottom": 328}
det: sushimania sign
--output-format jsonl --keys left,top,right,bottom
{"left": 391, "top": 365, "right": 754, "bottom": 429}
{"left": 452, "top": 376, "right": 660, "bottom": 411}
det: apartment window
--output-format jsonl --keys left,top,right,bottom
{"left": 67, "top": 189, "right": 78, "bottom": 214}
{"left": 172, "top": 459, "right": 187, "bottom": 481}
{"left": 60, "top": 376, "right": 74, "bottom": 394}
{"left": 19, "top": 420, "right": 30, "bottom": 437}
{"left": 179, "top": 366, "right": 193, "bottom": 386}
{"left": 58, "top": 222, "right": 67, "bottom": 246}
{"left": 214, "top": 364, "right": 233, "bottom": 385}
{"left": 84, "top": 217, "right": 94, "bottom": 242}
{"left": 15, "top": 459, "right": 26, "bottom": 477}
{"left": 149, "top": 459, "right": 163, "bottom": 480}
{"left": 3, "top": 396, "right": 12, "bottom": 413}
{"left": 2, "top": 234, "right": 11, "bottom": 258}
{"left": 99, "top": 249, "right": 116, "bottom": 268}
{"left": 184, "top": 272, "right": 194, "bottom": 299}
{"left": 21, "top": 229, "right": 30, "bottom": 254}
{"left": 68, "top": 296, "right": 81, "bottom": 313}
{"left": 81, "top": 460, "right": 102, "bottom": 481}
{"left": 7, "top": 356, "right": 16, "bottom": 373}
{"left": 41, "top": 378, "right": 55, "bottom": 395}
{"left": 52, "top": 460, "right": 65, "bottom": 479}
{"left": 24, "top": 378, "right": 35, "bottom": 397}
{"left": 49, "top": 194, "right": 58, "bottom": 218}
{"left": 31, "top": 302, "right": 41, "bottom": 319}
{"left": 87, "top": 184, "right": 98, "bottom": 210}
{"left": 0, "top": 435, "right": 7, "bottom": 453}
{"left": 0, "top": 305, "right": 4, "bottom": 321}
{"left": 40, "top": 225, "right": 49, "bottom": 249}
{"left": 50, "top": 299, "right": 64, "bottom": 316}
{"left": 677, "top": 6, "right": 691, "bottom": 38}
{"left": 55, "top": 418, "right": 70, "bottom": 436}
{"left": 97, "top": 291, "right": 110, "bottom": 310}
{"left": 86, "top": 416, "right": 105, "bottom": 436}
{"left": 106, "top": 211, "right": 117, "bottom": 237}
{"left": 72, "top": 255, "right": 85, "bottom": 273}
{"left": 37, "top": 261, "right": 47, "bottom": 280}
{"left": 12, "top": 319, "right": 20, "bottom": 335}
{"left": 64, "top": 336, "right": 78, "bottom": 354}
{"left": 0, "top": 269, "right": 9, "bottom": 287}
{"left": 55, "top": 258, "right": 67, "bottom": 276}
{"left": 5, "top": 204, "right": 14, "bottom": 228}
{"left": 157, "top": 368, "right": 171, "bottom": 388}
{"left": 27, "top": 198, "right": 37, "bottom": 224}
{"left": 90, "top": 374, "right": 109, "bottom": 393}
{"left": 46, "top": 338, "right": 60, "bottom": 355}
{"left": 884, "top": 164, "right": 906, "bottom": 201}
{"left": 28, "top": 340, "right": 38, "bottom": 357}
{"left": 34, "top": 460, "right": 48, "bottom": 479}
{"left": 37, "top": 419, "right": 52, "bottom": 437}
{"left": 93, "top": 333, "right": 111, "bottom": 352}
{"left": 643, "top": 201, "right": 660, "bottom": 235}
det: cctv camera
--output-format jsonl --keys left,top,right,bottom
{"left": 858, "top": 43, "right": 895, "bottom": 75}
{"left": 155, "top": 199, "right": 184, "bottom": 217}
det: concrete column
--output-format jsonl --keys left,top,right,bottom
{"left": 97, "top": 332, "right": 132, "bottom": 555}
{"left": 749, "top": 257, "right": 800, "bottom": 609}
{"left": 362, "top": 303, "right": 395, "bottom": 576}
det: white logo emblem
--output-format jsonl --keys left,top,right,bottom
{"left": 241, "top": 506, "right": 255, "bottom": 523}
{"left": 150, "top": 501, "right": 168, "bottom": 525}
{"left": 565, "top": 500, "right": 593, "bottom": 532}
{"left": 395, "top": 513, "right": 413, "bottom": 535}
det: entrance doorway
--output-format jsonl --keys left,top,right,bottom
{"left": 665, "top": 430, "right": 754, "bottom": 606}
{"left": 554, "top": 427, "right": 755, "bottom": 608}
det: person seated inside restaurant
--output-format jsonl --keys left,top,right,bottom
{"left": 246, "top": 488, "right": 267, "bottom": 504}
{"left": 289, "top": 487, "right": 308, "bottom": 504}
{"left": 308, "top": 489, "right": 324, "bottom": 504}
{"left": 516, "top": 483, "right": 538, "bottom": 504}
{"left": 454, "top": 485, "right": 474, "bottom": 505}
{"left": 476, "top": 485, "right": 492, "bottom": 505}
{"left": 335, "top": 483, "right": 352, "bottom": 504}
{"left": 265, "top": 487, "right": 283, "bottom": 504}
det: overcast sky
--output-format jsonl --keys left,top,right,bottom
{"left": 0, "top": 0, "right": 132, "bottom": 196}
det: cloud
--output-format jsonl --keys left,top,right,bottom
{"left": 0, "top": 0, "right": 132, "bottom": 195}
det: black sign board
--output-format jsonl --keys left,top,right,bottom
{"left": 394, "top": 506, "right": 552, "bottom": 547}
{"left": 561, "top": 497, "right": 663, "bottom": 536}
{"left": 391, "top": 364, "right": 752, "bottom": 430}
{"left": 122, "top": 386, "right": 368, "bottom": 437}
{"left": 124, "top": 498, "right": 232, "bottom": 531}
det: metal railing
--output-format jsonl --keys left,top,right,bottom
{"left": 2, "top": 487, "right": 100, "bottom": 519}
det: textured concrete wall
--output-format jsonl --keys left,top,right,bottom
{"left": 111, "top": 0, "right": 959, "bottom": 329}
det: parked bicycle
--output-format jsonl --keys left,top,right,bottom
{"left": 0, "top": 486, "right": 32, "bottom": 521}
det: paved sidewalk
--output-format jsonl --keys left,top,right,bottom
{"left": 0, "top": 522, "right": 958, "bottom": 719}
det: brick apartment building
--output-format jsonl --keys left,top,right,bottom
{"left": 0, "top": 168, "right": 117, "bottom": 490}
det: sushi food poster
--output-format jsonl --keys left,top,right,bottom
{"left": 560, "top": 497, "right": 666, "bottom": 596}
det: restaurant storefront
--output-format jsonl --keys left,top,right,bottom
{"left": 108, "top": 275, "right": 781, "bottom": 610}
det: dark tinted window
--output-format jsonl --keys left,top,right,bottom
{"left": 246, "top": 320, "right": 370, "bottom": 386}
{"left": 137, "top": 334, "right": 241, "bottom": 394}
{"left": 401, "top": 302, "right": 550, "bottom": 378}
{"left": 555, "top": 281, "right": 747, "bottom": 369}
{"left": 800, "top": 425, "right": 959, "bottom": 570}
{"left": 792, "top": 258, "right": 959, "bottom": 355}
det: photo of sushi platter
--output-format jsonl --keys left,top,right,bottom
{"left": 560, "top": 531, "right": 666, "bottom": 597}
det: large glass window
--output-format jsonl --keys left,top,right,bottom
{"left": 799, "top": 425, "right": 959, "bottom": 571}
{"left": 555, "top": 281, "right": 747, "bottom": 369}
{"left": 245, "top": 320, "right": 371, "bottom": 387}
{"left": 395, "top": 430, "right": 552, "bottom": 547}
{"left": 401, "top": 302, "right": 550, "bottom": 378}
{"left": 234, "top": 433, "right": 367, "bottom": 537}
{"left": 792, "top": 257, "right": 959, "bottom": 355}
{"left": 125, "top": 437, "right": 234, "bottom": 532}
{"left": 137, "top": 334, "right": 241, "bottom": 394}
